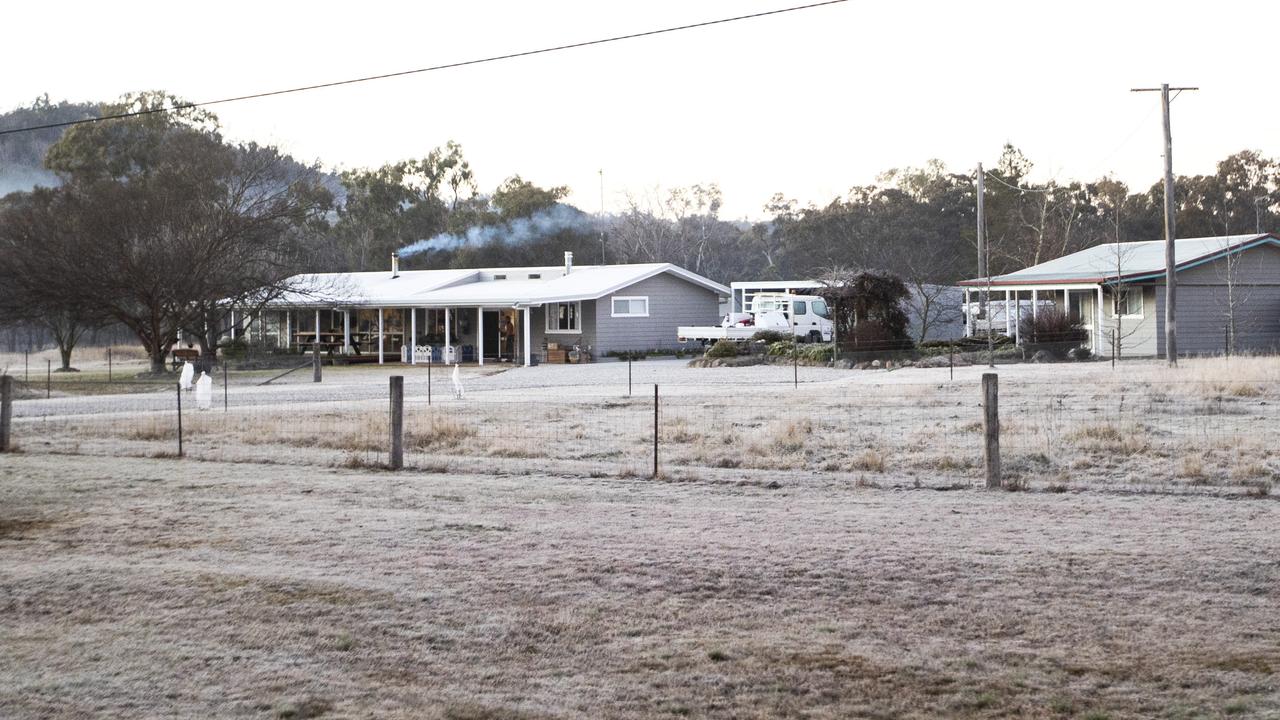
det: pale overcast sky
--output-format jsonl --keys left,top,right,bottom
{"left": 3, "top": 0, "right": 1276, "bottom": 219}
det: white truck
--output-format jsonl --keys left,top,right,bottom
{"left": 678, "top": 293, "right": 834, "bottom": 344}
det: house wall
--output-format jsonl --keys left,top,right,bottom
{"left": 529, "top": 300, "right": 598, "bottom": 360}
{"left": 1091, "top": 286, "right": 1159, "bottom": 357}
{"left": 1153, "top": 243, "right": 1280, "bottom": 356}
{"left": 593, "top": 272, "right": 721, "bottom": 357}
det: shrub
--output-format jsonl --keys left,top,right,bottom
{"left": 1019, "top": 308, "right": 1087, "bottom": 359}
{"left": 705, "top": 339, "right": 739, "bottom": 358}
{"left": 218, "top": 336, "right": 249, "bottom": 360}
{"left": 800, "top": 344, "right": 835, "bottom": 362}
{"left": 751, "top": 330, "right": 790, "bottom": 344}
{"left": 765, "top": 340, "right": 794, "bottom": 357}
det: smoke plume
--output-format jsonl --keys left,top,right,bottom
{"left": 399, "top": 203, "right": 588, "bottom": 257}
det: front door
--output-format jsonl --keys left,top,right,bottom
{"left": 482, "top": 310, "right": 500, "bottom": 360}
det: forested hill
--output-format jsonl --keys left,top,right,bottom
{"left": 0, "top": 96, "right": 99, "bottom": 194}
{"left": 2, "top": 95, "right": 1277, "bottom": 288}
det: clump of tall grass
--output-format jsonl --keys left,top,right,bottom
{"left": 406, "top": 417, "right": 476, "bottom": 449}
{"left": 1067, "top": 423, "right": 1150, "bottom": 454}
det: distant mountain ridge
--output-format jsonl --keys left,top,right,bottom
{"left": 0, "top": 95, "right": 344, "bottom": 200}
{"left": 0, "top": 96, "right": 98, "bottom": 195}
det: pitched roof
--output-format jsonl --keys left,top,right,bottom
{"left": 959, "top": 233, "right": 1279, "bottom": 286}
{"left": 270, "top": 263, "right": 728, "bottom": 307}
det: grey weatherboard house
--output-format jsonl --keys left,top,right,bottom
{"left": 246, "top": 252, "right": 728, "bottom": 366}
{"left": 958, "top": 233, "right": 1280, "bottom": 357}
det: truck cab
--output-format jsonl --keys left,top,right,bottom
{"left": 748, "top": 293, "right": 834, "bottom": 342}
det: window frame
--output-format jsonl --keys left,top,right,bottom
{"left": 1110, "top": 286, "right": 1144, "bottom": 319}
{"left": 610, "top": 295, "right": 650, "bottom": 318}
{"left": 545, "top": 301, "right": 582, "bottom": 334}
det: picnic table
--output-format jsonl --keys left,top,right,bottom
{"left": 293, "top": 331, "right": 405, "bottom": 354}
{"left": 171, "top": 347, "right": 200, "bottom": 369}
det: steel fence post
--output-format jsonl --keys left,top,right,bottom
{"left": 0, "top": 375, "right": 13, "bottom": 452}
{"left": 652, "top": 384, "right": 659, "bottom": 478}
{"left": 176, "top": 382, "right": 184, "bottom": 458}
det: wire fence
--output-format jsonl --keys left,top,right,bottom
{"left": 2, "top": 370, "right": 1277, "bottom": 495}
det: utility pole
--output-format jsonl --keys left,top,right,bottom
{"left": 1132, "top": 83, "right": 1197, "bottom": 367}
{"left": 598, "top": 169, "right": 606, "bottom": 264}
{"left": 977, "top": 163, "right": 993, "bottom": 367}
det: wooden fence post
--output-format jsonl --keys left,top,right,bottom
{"left": 982, "top": 372, "right": 1000, "bottom": 488}
{"left": 312, "top": 340, "right": 322, "bottom": 383}
{"left": 1, "top": 375, "right": 13, "bottom": 452}
{"left": 389, "top": 375, "right": 404, "bottom": 470}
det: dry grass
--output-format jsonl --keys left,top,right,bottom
{"left": 2, "top": 453, "right": 1278, "bottom": 718}
{"left": 1067, "top": 423, "right": 1150, "bottom": 455}
{"left": 15, "top": 358, "right": 1280, "bottom": 493}
{"left": 848, "top": 448, "right": 886, "bottom": 473}
{"left": 1180, "top": 454, "right": 1207, "bottom": 481}
{"left": 406, "top": 417, "right": 476, "bottom": 449}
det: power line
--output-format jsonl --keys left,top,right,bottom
{"left": 982, "top": 171, "right": 1055, "bottom": 194}
{"left": 0, "top": 0, "right": 847, "bottom": 138}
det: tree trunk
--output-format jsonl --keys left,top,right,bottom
{"left": 58, "top": 345, "right": 73, "bottom": 372}
{"left": 198, "top": 328, "right": 219, "bottom": 374}
{"left": 150, "top": 351, "right": 167, "bottom": 375}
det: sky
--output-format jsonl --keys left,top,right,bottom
{"left": 2, "top": 0, "right": 1277, "bottom": 220}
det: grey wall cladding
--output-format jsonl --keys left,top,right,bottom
{"left": 593, "top": 272, "right": 721, "bottom": 356}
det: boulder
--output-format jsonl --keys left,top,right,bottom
{"left": 1030, "top": 350, "right": 1053, "bottom": 363}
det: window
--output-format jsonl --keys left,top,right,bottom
{"left": 792, "top": 301, "right": 807, "bottom": 316}
{"left": 811, "top": 299, "right": 830, "bottom": 319}
{"left": 611, "top": 296, "right": 649, "bottom": 317}
{"left": 546, "top": 301, "right": 581, "bottom": 333}
{"left": 1111, "top": 287, "right": 1143, "bottom": 318}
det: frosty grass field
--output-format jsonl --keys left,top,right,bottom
{"left": 1, "top": 355, "right": 1278, "bottom": 718}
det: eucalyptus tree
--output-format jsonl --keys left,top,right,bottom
{"left": 41, "top": 92, "right": 332, "bottom": 373}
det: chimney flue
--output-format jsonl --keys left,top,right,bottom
{"left": 391, "top": 253, "right": 400, "bottom": 278}
{"left": 564, "top": 251, "right": 573, "bottom": 275}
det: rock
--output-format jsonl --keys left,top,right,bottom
{"left": 871, "top": 359, "right": 883, "bottom": 369}
{"left": 1030, "top": 350, "right": 1053, "bottom": 363}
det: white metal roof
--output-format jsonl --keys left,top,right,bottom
{"left": 729, "top": 279, "right": 821, "bottom": 290}
{"left": 960, "top": 234, "right": 1277, "bottom": 286}
{"left": 270, "top": 262, "right": 729, "bottom": 308}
